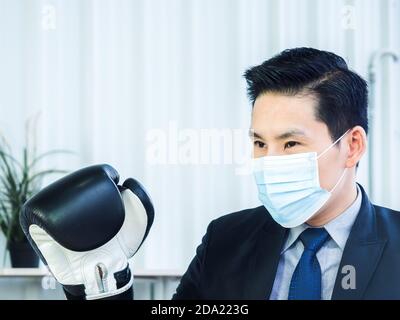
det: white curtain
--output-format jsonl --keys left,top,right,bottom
{"left": 0, "top": 0, "right": 399, "bottom": 271}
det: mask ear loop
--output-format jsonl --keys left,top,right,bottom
{"left": 329, "top": 167, "right": 348, "bottom": 194}
{"left": 315, "top": 129, "right": 351, "bottom": 194}
{"left": 316, "top": 129, "right": 351, "bottom": 160}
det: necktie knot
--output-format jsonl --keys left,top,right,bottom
{"left": 299, "top": 228, "right": 329, "bottom": 253}
{"left": 288, "top": 227, "right": 330, "bottom": 300}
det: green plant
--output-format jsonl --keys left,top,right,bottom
{"left": 0, "top": 118, "right": 72, "bottom": 264}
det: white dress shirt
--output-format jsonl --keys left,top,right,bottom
{"left": 269, "top": 184, "right": 362, "bottom": 300}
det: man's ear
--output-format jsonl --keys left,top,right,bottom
{"left": 345, "top": 126, "right": 367, "bottom": 168}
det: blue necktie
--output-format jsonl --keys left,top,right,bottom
{"left": 288, "top": 228, "right": 330, "bottom": 300}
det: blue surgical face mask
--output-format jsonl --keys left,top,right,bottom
{"left": 252, "top": 130, "right": 350, "bottom": 228}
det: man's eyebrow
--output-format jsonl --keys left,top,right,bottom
{"left": 248, "top": 129, "right": 264, "bottom": 140}
{"left": 249, "top": 128, "right": 307, "bottom": 140}
{"left": 275, "top": 129, "right": 306, "bottom": 140}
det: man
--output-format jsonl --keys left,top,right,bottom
{"left": 21, "top": 48, "right": 400, "bottom": 300}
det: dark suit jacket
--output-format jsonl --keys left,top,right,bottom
{"left": 172, "top": 184, "right": 400, "bottom": 300}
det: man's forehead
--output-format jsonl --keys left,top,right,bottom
{"left": 250, "top": 93, "right": 324, "bottom": 140}
{"left": 252, "top": 92, "right": 318, "bottom": 118}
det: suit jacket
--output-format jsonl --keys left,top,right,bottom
{"left": 172, "top": 184, "right": 400, "bottom": 300}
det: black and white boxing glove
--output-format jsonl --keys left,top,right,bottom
{"left": 20, "top": 164, "right": 154, "bottom": 300}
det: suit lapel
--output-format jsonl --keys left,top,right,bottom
{"left": 331, "top": 184, "right": 387, "bottom": 299}
{"left": 243, "top": 216, "right": 288, "bottom": 299}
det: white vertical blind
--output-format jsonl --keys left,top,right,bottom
{"left": 0, "top": 0, "right": 399, "bottom": 271}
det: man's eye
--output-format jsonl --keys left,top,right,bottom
{"left": 254, "top": 141, "right": 266, "bottom": 148}
{"left": 284, "top": 141, "right": 299, "bottom": 149}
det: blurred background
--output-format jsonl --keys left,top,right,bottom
{"left": 0, "top": 0, "right": 399, "bottom": 299}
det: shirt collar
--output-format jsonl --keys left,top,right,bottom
{"left": 281, "top": 184, "right": 362, "bottom": 253}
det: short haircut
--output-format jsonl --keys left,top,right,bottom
{"left": 244, "top": 47, "right": 368, "bottom": 141}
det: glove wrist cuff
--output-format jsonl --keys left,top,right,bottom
{"left": 63, "top": 265, "right": 134, "bottom": 300}
{"left": 86, "top": 271, "right": 134, "bottom": 300}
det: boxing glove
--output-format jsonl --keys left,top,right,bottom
{"left": 20, "top": 164, "right": 154, "bottom": 300}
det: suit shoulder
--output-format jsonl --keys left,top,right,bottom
{"left": 208, "top": 205, "right": 272, "bottom": 237}
{"left": 370, "top": 204, "right": 400, "bottom": 248}
{"left": 374, "top": 204, "right": 400, "bottom": 225}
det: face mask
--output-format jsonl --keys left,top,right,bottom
{"left": 253, "top": 130, "right": 350, "bottom": 228}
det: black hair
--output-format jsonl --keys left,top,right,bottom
{"left": 244, "top": 47, "right": 368, "bottom": 141}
